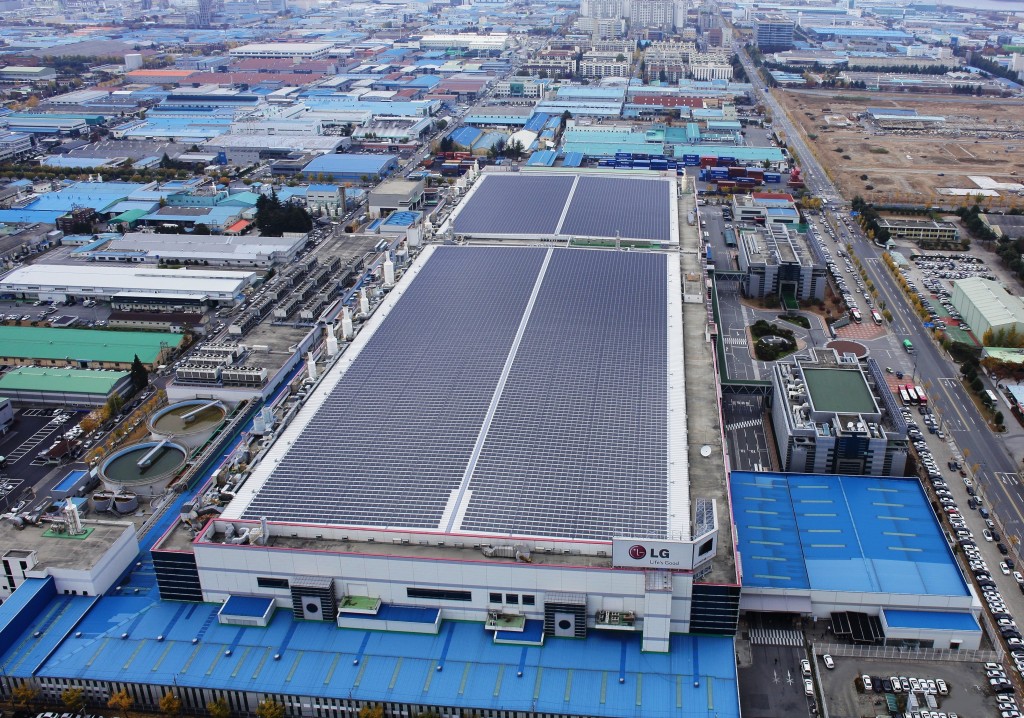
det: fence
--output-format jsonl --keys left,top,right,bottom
{"left": 812, "top": 642, "right": 1003, "bottom": 663}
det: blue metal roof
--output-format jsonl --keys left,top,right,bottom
{"left": 302, "top": 154, "right": 397, "bottom": 176}
{"left": 526, "top": 150, "right": 557, "bottom": 167}
{"left": 449, "top": 125, "right": 482, "bottom": 148}
{"left": 882, "top": 609, "right": 980, "bottom": 632}
{"left": 11, "top": 595, "right": 737, "bottom": 718}
{"left": 731, "top": 472, "right": 969, "bottom": 597}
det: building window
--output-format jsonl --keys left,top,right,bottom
{"left": 522, "top": 595, "right": 535, "bottom": 606}
{"left": 407, "top": 587, "right": 472, "bottom": 602}
{"left": 257, "top": 576, "right": 289, "bottom": 589}
{"left": 505, "top": 593, "right": 518, "bottom": 605}
{"left": 489, "top": 592, "right": 502, "bottom": 603}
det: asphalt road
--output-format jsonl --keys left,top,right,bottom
{"left": 736, "top": 45, "right": 1024, "bottom": 553}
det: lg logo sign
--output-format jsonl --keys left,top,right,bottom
{"left": 629, "top": 545, "right": 670, "bottom": 560}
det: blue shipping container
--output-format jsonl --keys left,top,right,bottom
{"left": 764, "top": 173, "right": 781, "bottom": 183}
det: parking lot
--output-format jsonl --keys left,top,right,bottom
{"left": 0, "top": 408, "right": 85, "bottom": 511}
{"left": 817, "top": 655, "right": 1012, "bottom": 718}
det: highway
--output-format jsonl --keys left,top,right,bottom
{"left": 735, "top": 46, "right": 1024, "bottom": 551}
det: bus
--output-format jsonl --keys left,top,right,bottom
{"left": 984, "top": 389, "right": 998, "bottom": 406}
{"left": 915, "top": 385, "right": 927, "bottom": 406}
{"left": 850, "top": 308, "right": 862, "bottom": 323}
{"left": 871, "top": 309, "right": 883, "bottom": 325}
{"left": 903, "top": 339, "right": 914, "bottom": 353}
{"left": 906, "top": 385, "right": 919, "bottom": 405}
{"left": 899, "top": 386, "right": 911, "bottom": 405}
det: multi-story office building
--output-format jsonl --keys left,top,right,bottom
{"left": 754, "top": 14, "right": 795, "bottom": 51}
{"left": 737, "top": 223, "right": 827, "bottom": 302}
{"left": 771, "top": 356, "right": 909, "bottom": 476}
{"left": 876, "top": 218, "right": 959, "bottom": 248}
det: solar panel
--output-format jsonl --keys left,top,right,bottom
{"left": 559, "top": 176, "right": 672, "bottom": 242}
{"left": 452, "top": 175, "right": 575, "bottom": 236}
{"left": 458, "top": 249, "right": 668, "bottom": 540}
{"left": 241, "top": 246, "right": 548, "bottom": 528}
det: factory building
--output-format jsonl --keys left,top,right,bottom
{"left": 770, "top": 355, "right": 909, "bottom": 477}
{"left": 876, "top": 218, "right": 960, "bottom": 248}
{"left": 736, "top": 223, "right": 827, "bottom": 302}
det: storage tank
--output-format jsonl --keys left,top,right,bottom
{"left": 148, "top": 400, "right": 226, "bottom": 450}
{"left": 100, "top": 440, "right": 188, "bottom": 497}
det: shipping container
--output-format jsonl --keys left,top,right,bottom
{"left": 764, "top": 173, "right": 782, "bottom": 183}
{"left": 728, "top": 166, "right": 747, "bottom": 177}
{"left": 716, "top": 180, "right": 737, "bottom": 189}
{"left": 718, "top": 156, "right": 736, "bottom": 166}
{"left": 700, "top": 156, "right": 717, "bottom": 168}
{"left": 746, "top": 169, "right": 764, "bottom": 180}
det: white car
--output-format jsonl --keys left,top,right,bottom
{"left": 822, "top": 654, "right": 834, "bottom": 669}
{"left": 804, "top": 678, "right": 814, "bottom": 696}
{"left": 1001, "top": 562, "right": 1012, "bottom": 576}
{"left": 862, "top": 674, "right": 873, "bottom": 691}
{"left": 985, "top": 529, "right": 995, "bottom": 542}
{"left": 1015, "top": 571, "right": 1024, "bottom": 584}
{"left": 936, "top": 678, "right": 948, "bottom": 695}
{"left": 801, "top": 659, "right": 810, "bottom": 676}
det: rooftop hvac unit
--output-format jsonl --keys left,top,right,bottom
{"left": 175, "top": 364, "right": 223, "bottom": 384}
{"left": 222, "top": 366, "right": 268, "bottom": 387}
{"left": 274, "top": 296, "right": 301, "bottom": 319}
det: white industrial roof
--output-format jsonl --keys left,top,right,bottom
{"left": 955, "top": 276, "right": 1024, "bottom": 327}
{"left": 0, "top": 264, "right": 256, "bottom": 297}
{"left": 204, "top": 133, "right": 344, "bottom": 152}
{"left": 229, "top": 43, "right": 334, "bottom": 55}
{"left": 112, "top": 232, "right": 304, "bottom": 258}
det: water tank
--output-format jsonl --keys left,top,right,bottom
{"left": 148, "top": 400, "right": 227, "bottom": 450}
{"left": 100, "top": 440, "right": 188, "bottom": 497}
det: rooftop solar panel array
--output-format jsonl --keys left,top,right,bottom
{"left": 451, "top": 174, "right": 575, "bottom": 236}
{"left": 241, "top": 246, "right": 547, "bottom": 528}
{"left": 459, "top": 250, "right": 668, "bottom": 540}
{"left": 452, "top": 173, "right": 674, "bottom": 243}
{"left": 559, "top": 176, "right": 671, "bottom": 242}
{"left": 239, "top": 246, "right": 675, "bottom": 540}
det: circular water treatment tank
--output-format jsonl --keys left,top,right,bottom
{"left": 100, "top": 441, "right": 187, "bottom": 497}
{"left": 148, "top": 400, "right": 226, "bottom": 449}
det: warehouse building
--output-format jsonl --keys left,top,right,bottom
{"left": 876, "top": 218, "right": 959, "bottom": 248}
{"left": 0, "top": 132, "right": 33, "bottom": 162}
{"left": 300, "top": 153, "right": 399, "bottom": 183}
{"left": 0, "top": 366, "right": 135, "bottom": 407}
{"left": 951, "top": 276, "right": 1024, "bottom": 342}
{"left": 736, "top": 223, "right": 827, "bottom": 302}
{"left": 90, "top": 232, "right": 306, "bottom": 267}
{"left": 0, "top": 264, "right": 257, "bottom": 306}
{"left": 228, "top": 43, "right": 335, "bottom": 60}
{"left": 770, "top": 354, "right": 909, "bottom": 476}
{"left": 732, "top": 470, "right": 981, "bottom": 647}
{"left": 0, "top": 325, "right": 181, "bottom": 369}
{"left": 203, "top": 133, "right": 347, "bottom": 166}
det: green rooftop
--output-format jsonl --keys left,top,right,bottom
{"left": 0, "top": 326, "right": 181, "bottom": 364}
{"left": 802, "top": 367, "right": 876, "bottom": 414}
{"left": 0, "top": 366, "right": 129, "bottom": 395}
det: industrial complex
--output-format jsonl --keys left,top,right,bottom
{"left": 1, "top": 0, "right": 1024, "bottom": 716}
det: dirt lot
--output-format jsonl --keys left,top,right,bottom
{"left": 775, "top": 90, "right": 1024, "bottom": 207}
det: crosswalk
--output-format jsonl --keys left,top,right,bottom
{"left": 726, "top": 419, "right": 763, "bottom": 431}
{"left": 723, "top": 336, "right": 747, "bottom": 346}
{"left": 748, "top": 628, "right": 804, "bottom": 647}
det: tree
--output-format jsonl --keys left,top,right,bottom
{"left": 208, "top": 697, "right": 232, "bottom": 718}
{"left": 159, "top": 692, "right": 182, "bottom": 718}
{"left": 108, "top": 688, "right": 133, "bottom": 718}
{"left": 130, "top": 354, "right": 149, "bottom": 392}
{"left": 13, "top": 685, "right": 39, "bottom": 711}
{"left": 256, "top": 699, "right": 286, "bottom": 718}
{"left": 358, "top": 705, "right": 384, "bottom": 718}
{"left": 192, "top": 222, "right": 212, "bottom": 235}
{"left": 63, "top": 687, "right": 87, "bottom": 714}
{"left": 995, "top": 410, "right": 1005, "bottom": 426}
{"left": 505, "top": 139, "right": 525, "bottom": 161}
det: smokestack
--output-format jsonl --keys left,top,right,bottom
{"left": 383, "top": 257, "right": 396, "bottom": 286}
{"left": 306, "top": 352, "right": 317, "bottom": 381}
{"left": 359, "top": 289, "right": 370, "bottom": 316}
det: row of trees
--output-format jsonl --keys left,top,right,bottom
{"left": 850, "top": 196, "right": 893, "bottom": 245}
